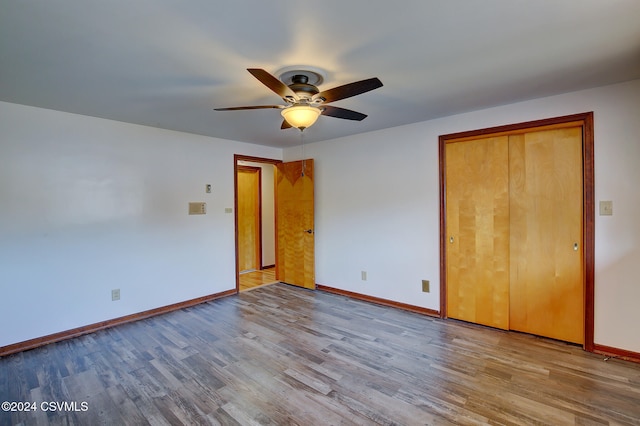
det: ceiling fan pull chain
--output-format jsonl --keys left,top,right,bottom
{"left": 300, "top": 131, "right": 306, "bottom": 177}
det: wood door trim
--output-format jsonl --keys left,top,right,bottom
{"left": 444, "top": 120, "right": 586, "bottom": 143}
{"left": 438, "top": 112, "right": 595, "bottom": 351}
{"left": 235, "top": 155, "right": 283, "bottom": 165}
{"left": 440, "top": 113, "right": 591, "bottom": 141}
{"left": 234, "top": 155, "right": 282, "bottom": 292}
{"left": 237, "top": 166, "right": 263, "bottom": 171}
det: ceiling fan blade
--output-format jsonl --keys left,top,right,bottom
{"left": 321, "top": 105, "right": 367, "bottom": 121}
{"left": 247, "top": 68, "right": 298, "bottom": 100}
{"left": 214, "top": 105, "right": 284, "bottom": 111}
{"left": 280, "top": 119, "right": 292, "bottom": 130}
{"left": 315, "top": 77, "right": 383, "bottom": 103}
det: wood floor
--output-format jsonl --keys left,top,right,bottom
{"left": 239, "top": 268, "right": 277, "bottom": 292}
{"left": 2, "top": 284, "right": 640, "bottom": 425}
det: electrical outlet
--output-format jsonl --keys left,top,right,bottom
{"left": 361, "top": 271, "right": 367, "bottom": 281}
{"left": 422, "top": 280, "right": 430, "bottom": 293}
{"left": 111, "top": 289, "right": 120, "bottom": 301}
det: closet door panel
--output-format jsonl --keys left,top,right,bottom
{"left": 446, "top": 136, "right": 510, "bottom": 329}
{"left": 509, "top": 128, "right": 584, "bottom": 344}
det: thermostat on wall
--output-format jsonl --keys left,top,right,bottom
{"left": 188, "top": 202, "right": 206, "bottom": 215}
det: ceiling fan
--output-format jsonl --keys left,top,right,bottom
{"left": 214, "top": 68, "right": 383, "bottom": 131}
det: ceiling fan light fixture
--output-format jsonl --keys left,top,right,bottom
{"left": 281, "top": 105, "right": 321, "bottom": 130}
{"left": 215, "top": 68, "right": 383, "bottom": 130}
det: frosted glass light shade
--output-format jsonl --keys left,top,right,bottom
{"left": 281, "top": 105, "right": 321, "bottom": 130}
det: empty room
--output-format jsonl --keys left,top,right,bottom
{"left": 1, "top": 1, "right": 640, "bottom": 424}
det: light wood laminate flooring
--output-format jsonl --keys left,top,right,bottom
{"left": 239, "top": 268, "right": 277, "bottom": 292}
{"left": 1, "top": 283, "right": 640, "bottom": 425}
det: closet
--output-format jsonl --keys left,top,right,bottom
{"left": 444, "top": 121, "right": 585, "bottom": 344}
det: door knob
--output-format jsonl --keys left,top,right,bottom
{"left": 449, "top": 236, "right": 454, "bottom": 244}
{"left": 573, "top": 242, "right": 579, "bottom": 251}
{"left": 304, "top": 229, "right": 314, "bottom": 234}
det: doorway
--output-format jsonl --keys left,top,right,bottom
{"left": 235, "top": 155, "right": 281, "bottom": 291}
{"left": 237, "top": 165, "right": 262, "bottom": 273}
{"left": 439, "top": 112, "right": 595, "bottom": 350}
{"left": 234, "top": 155, "right": 317, "bottom": 292}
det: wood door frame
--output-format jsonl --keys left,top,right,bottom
{"left": 237, "top": 165, "right": 263, "bottom": 272}
{"left": 234, "top": 155, "right": 282, "bottom": 292}
{"left": 438, "top": 112, "right": 595, "bottom": 351}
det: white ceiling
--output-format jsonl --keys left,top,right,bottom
{"left": 1, "top": 1, "right": 639, "bottom": 148}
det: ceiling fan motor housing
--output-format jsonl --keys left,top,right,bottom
{"left": 289, "top": 74, "right": 319, "bottom": 100}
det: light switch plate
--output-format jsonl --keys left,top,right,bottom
{"left": 599, "top": 200, "right": 613, "bottom": 216}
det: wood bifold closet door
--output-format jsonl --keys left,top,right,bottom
{"left": 446, "top": 126, "right": 584, "bottom": 344}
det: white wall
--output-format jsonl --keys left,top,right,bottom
{"left": 0, "top": 102, "right": 281, "bottom": 348}
{"left": 285, "top": 79, "right": 640, "bottom": 354}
